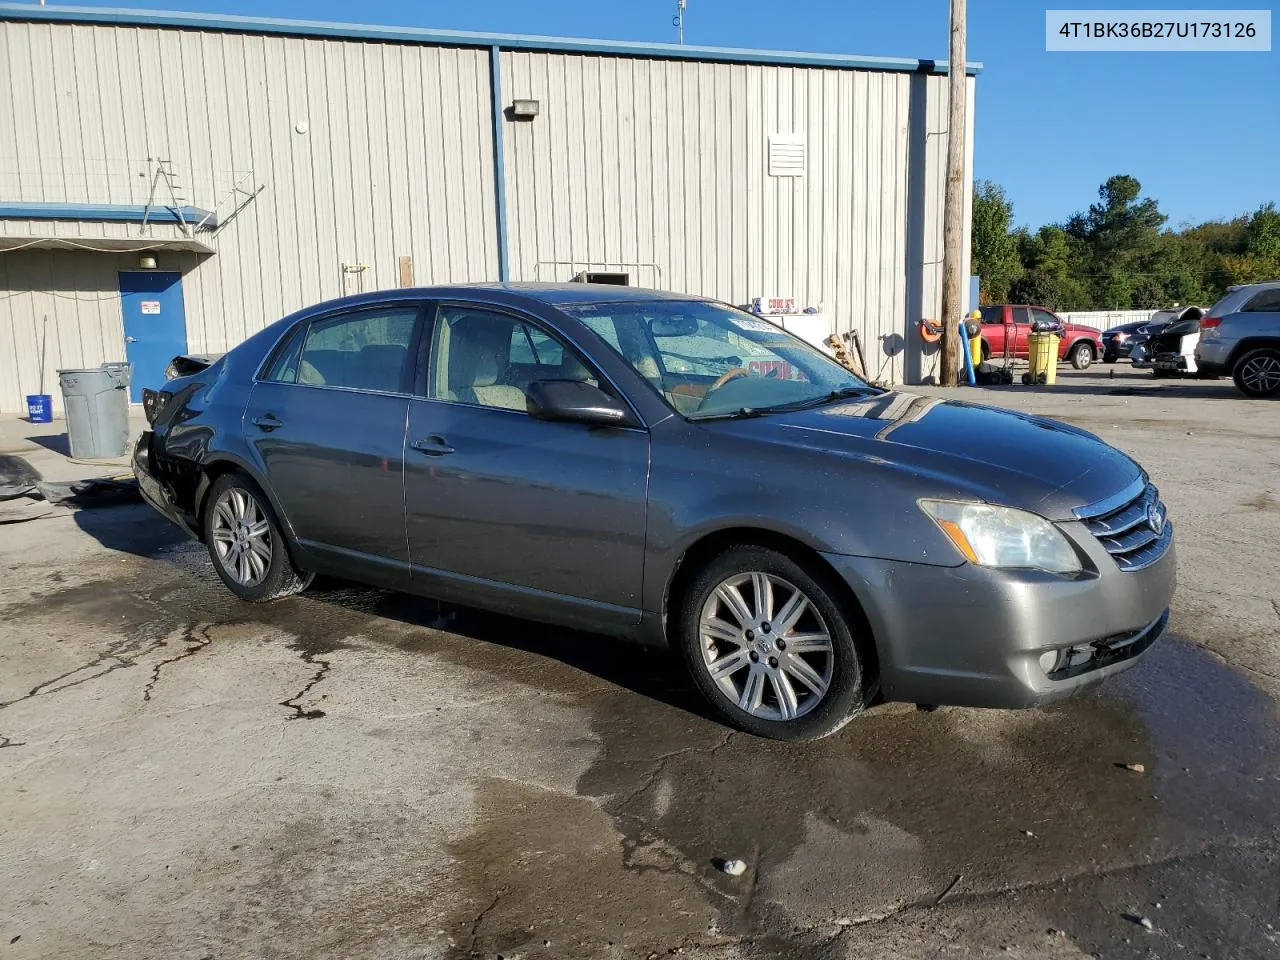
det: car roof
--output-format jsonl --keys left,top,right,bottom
{"left": 468, "top": 282, "right": 709, "bottom": 304}
{"left": 290, "top": 283, "right": 711, "bottom": 316}
{"left": 1227, "top": 280, "right": 1280, "bottom": 292}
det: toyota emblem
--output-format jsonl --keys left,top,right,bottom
{"left": 1146, "top": 502, "right": 1165, "bottom": 536}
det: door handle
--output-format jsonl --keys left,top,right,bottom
{"left": 252, "top": 414, "right": 283, "bottom": 431}
{"left": 411, "top": 435, "right": 455, "bottom": 456}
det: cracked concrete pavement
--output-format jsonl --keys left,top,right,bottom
{"left": 1, "top": 367, "right": 1278, "bottom": 960}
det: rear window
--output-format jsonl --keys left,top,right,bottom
{"left": 1206, "top": 287, "right": 1262, "bottom": 317}
{"left": 1242, "top": 289, "right": 1280, "bottom": 313}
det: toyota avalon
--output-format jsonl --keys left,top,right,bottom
{"left": 134, "top": 284, "right": 1176, "bottom": 739}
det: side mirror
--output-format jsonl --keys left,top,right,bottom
{"left": 526, "top": 380, "right": 632, "bottom": 427}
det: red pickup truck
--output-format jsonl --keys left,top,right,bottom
{"left": 977, "top": 304, "right": 1103, "bottom": 370}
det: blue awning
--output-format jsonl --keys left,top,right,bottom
{"left": 0, "top": 203, "right": 217, "bottom": 227}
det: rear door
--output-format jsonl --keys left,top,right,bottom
{"left": 402, "top": 302, "right": 649, "bottom": 629}
{"left": 244, "top": 302, "right": 428, "bottom": 585}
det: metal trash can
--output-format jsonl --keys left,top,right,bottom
{"left": 57, "top": 362, "right": 133, "bottom": 459}
{"left": 1026, "top": 333, "right": 1061, "bottom": 385}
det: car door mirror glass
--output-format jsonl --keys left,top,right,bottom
{"left": 527, "top": 379, "right": 631, "bottom": 426}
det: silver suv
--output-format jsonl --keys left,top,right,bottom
{"left": 1194, "top": 281, "right": 1280, "bottom": 397}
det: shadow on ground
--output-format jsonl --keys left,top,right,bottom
{"left": 25, "top": 433, "right": 71, "bottom": 456}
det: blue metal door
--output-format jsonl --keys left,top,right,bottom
{"left": 119, "top": 271, "right": 188, "bottom": 402}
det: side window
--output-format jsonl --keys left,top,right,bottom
{"left": 1031, "top": 308, "right": 1059, "bottom": 326}
{"left": 1243, "top": 289, "right": 1280, "bottom": 312}
{"left": 980, "top": 306, "right": 1004, "bottom": 325}
{"left": 430, "top": 307, "right": 597, "bottom": 413}
{"left": 509, "top": 326, "right": 565, "bottom": 366}
{"left": 1014, "top": 307, "right": 1033, "bottom": 324}
{"left": 296, "top": 307, "right": 418, "bottom": 393}
{"left": 262, "top": 325, "right": 305, "bottom": 383}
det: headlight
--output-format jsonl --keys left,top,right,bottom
{"left": 1113, "top": 332, "right": 1128, "bottom": 342}
{"left": 919, "top": 500, "right": 1082, "bottom": 575}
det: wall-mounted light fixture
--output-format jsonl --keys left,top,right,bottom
{"left": 139, "top": 253, "right": 158, "bottom": 270}
{"left": 509, "top": 98, "right": 540, "bottom": 120}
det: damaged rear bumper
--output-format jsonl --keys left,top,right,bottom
{"left": 132, "top": 432, "right": 200, "bottom": 540}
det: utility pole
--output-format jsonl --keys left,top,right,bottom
{"left": 674, "top": 0, "right": 687, "bottom": 45}
{"left": 939, "top": 0, "right": 967, "bottom": 386}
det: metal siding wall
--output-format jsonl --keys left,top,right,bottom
{"left": 0, "top": 248, "right": 201, "bottom": 413}
{"left": 501, "top": 52, "right": 970, "bottom": 385}
{"left": 0, "top": 20, "right": 497, "bottom": 412}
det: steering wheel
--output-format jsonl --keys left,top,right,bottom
{"left": 707, "top": 367, "right": 751, "bottom": 393}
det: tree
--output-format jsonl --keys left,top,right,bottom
{"left": 971, "top": 180, "right": 1022, "bottom": 302}
{"left": 1245, "top": 202, "right": 1280, "bottom": 260}
{"left": 972, "top": 175, "right": 1275, "bottom": 312}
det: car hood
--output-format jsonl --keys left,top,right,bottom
{"left": 733, "top": 392, "right": 1142, "bottom": 520}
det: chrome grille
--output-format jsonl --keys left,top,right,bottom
{"left": 1075, "top": 480, "right": 1172, "bottom": 572}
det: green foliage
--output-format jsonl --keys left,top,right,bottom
{"left": 971, "top": 181, "right": 1022, "bottom": 303}
{"left": 972, "top": 176, "right": 1278, "bottom": 310}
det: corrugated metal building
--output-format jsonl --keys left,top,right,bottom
{"left": 0, "top": 3, "right": 977, "bottom": 413}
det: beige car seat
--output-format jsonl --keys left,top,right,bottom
{"left": 443, "top": 315, "right": 527, "bottom": 411}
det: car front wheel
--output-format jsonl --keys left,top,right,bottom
{"left": 1232, "top": 347, "right": 1280, "bottom": 398}
{"left": 1069, "top": 342, "right": 1094, "bottom": 370}
{"left": 203, "top": 472, "right": 313, "bottom": 601}
{"left": 677, "top": 545, "right": 868, "bottom": 740}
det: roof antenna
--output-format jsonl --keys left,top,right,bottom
{"left": 673, "top": 0, "right": 687, "bottom": 45}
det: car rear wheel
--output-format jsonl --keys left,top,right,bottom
{"left": 203, "top": 472, "right": 313, "bottom": 601}
{"left": 1069, "top": 342, "right": 1094, "bottom": 370}
{"left": 676, "top": 545, "right": 868, "bottom": 740}
{"left": 1232, "top": 347, "right": 1280, "bottom": 398}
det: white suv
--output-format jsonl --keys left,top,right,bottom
{"left": 1194, "top": 281, "right": 1280, "bottom": 398}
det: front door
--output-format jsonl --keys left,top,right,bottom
{"left": 403, "top": 304, "right": 649, "bottom": 629}
{"left": 119, "top": 271, "right": 188, "bottom": 402}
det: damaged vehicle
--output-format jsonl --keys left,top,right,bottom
{"left": 135, "top": 285, "right": 1175, "bottom": 740}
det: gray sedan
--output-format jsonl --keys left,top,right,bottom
{"left": 134, "top": 284, "right": 1175, "bottom": 739}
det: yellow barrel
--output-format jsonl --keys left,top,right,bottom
{"left": 1027, "top": 332, "right": 1061, "bottom": 384}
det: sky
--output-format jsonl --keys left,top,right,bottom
{"left": 40, "top": 0, "right": 1280, "bottom": 230}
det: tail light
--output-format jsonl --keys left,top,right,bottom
{"left": 1200, "top": 317, "right": 1222, "bottom": 330}
{"left": 141, "top": 388, "right": 172, "bottom": 426}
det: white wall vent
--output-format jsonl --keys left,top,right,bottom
{"left": 767, "top": 133, "right": 805, "bottom": 177}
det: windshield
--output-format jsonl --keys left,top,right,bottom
{"left": 562, "top": 299, "right": 870, "bottom": 419}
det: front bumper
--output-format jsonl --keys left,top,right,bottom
{"left": 132, "top": 433, "right": 200, "bottom": 539}
{"left": 822, "top": 526, "right": 1176, "bottom": 709}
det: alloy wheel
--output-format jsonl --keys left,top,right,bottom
{"left": 699, "top": 572, "right": 835, "bottom": 721}
{"left": 1240, "top": 354, "right": 1280, "bottom": 394}
{"left": 209, "top": 487, "right": 272, "bottom": 587}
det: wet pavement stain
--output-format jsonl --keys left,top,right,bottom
{"left": 278, "top": 639, "right": 334, "bottom": 720}
{"left": 433, "top": 631, "right": 1280, "bottom": 958}
{"left": 142, "top": 623, "right": 214, "bottom": 702}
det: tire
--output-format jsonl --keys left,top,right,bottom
{"left": 1069, "top": 341, "right": 1094, "bottom": 370}
{"left": 202, "top": 472, "right": 313, "bottom": 601}
{"left": 676, "top": 545, "right": 868, "bottom": 740}
{"left": 1232, "top": 347, "right": 1280, "bottom": 398}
